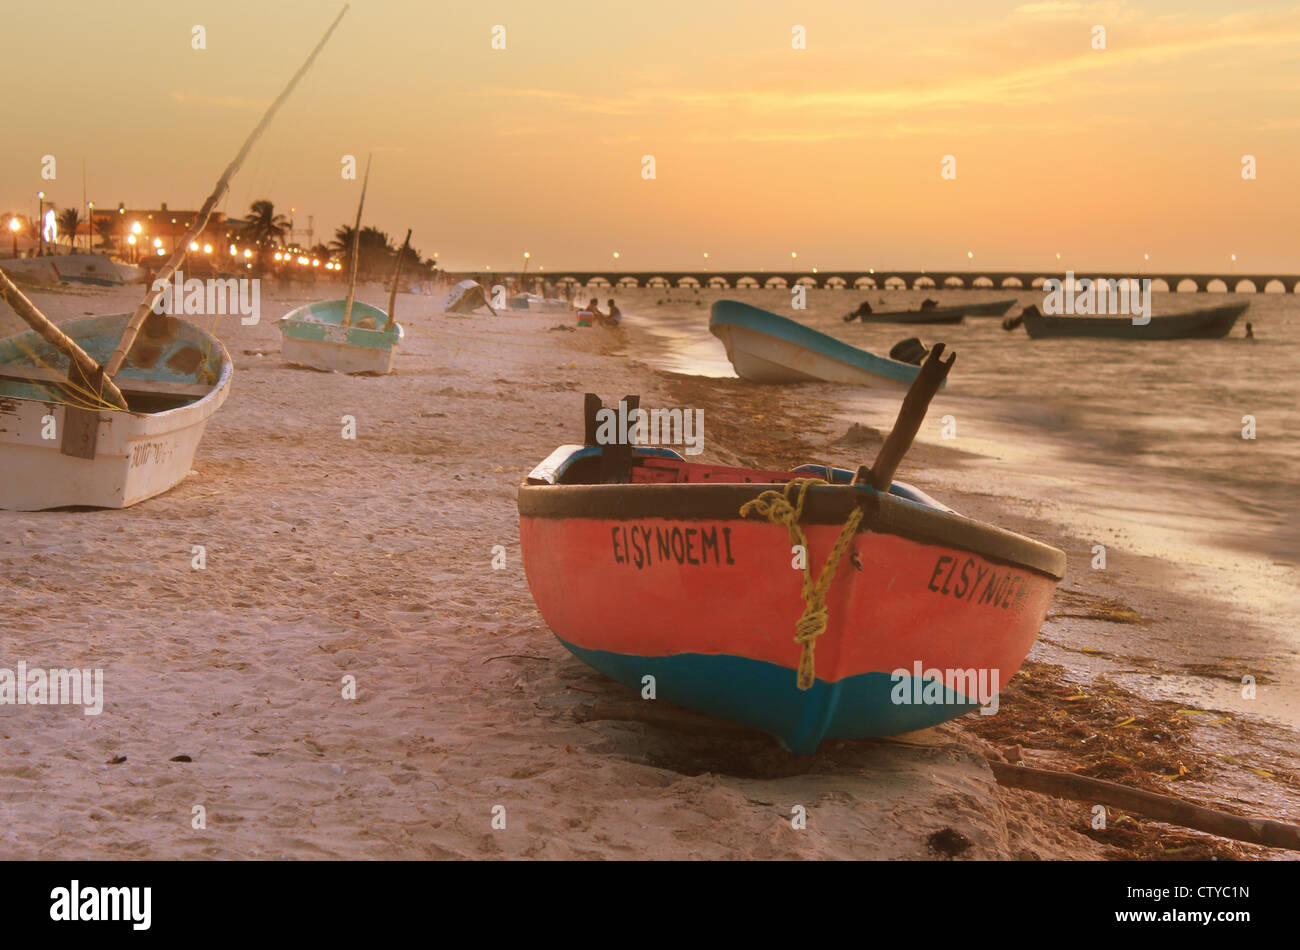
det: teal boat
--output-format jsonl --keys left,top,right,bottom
{"left": 278, "top": 299, "right": 402, "bottom": 374}
{"left": 709, "top": 300, "right": 925, "bottom": 387}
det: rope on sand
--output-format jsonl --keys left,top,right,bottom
{"left": 739, "top": 477, "right": 864, "bottom": 690}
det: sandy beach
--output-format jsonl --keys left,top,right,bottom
{"left": 1, "top": 281, "right": 1296, "bottom": 860}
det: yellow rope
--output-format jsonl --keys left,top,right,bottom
{"left": 739, "top": 477, "right": 865, "bottom": 690}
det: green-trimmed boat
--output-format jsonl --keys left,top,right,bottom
{"left": 278, "top": 299, "right": 402, "bottom": 374}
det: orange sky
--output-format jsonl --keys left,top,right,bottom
{"left": 1, "top": 0, "right": 1297, "bottom": 272}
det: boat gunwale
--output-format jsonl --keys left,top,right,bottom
{"left": 518, "top": 478, "right": 1066, "bottom": 581}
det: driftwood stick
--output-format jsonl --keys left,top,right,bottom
{"left": 341, "top": 153, "right": 372, "bottom": 327}
{"left": 384, "top": 229, "right": 411, "bottom": 329}
{"left": 102, "top": 4, "right": 350, "bottom": 377}
{"left": 0, "top": 267, "right": 127, "bottom": 409}
{"left": 989, "top": 760, "right": 1300, "bottom": 852}
{"left": 857, "top": 342, "right": 955, "bottom": 490}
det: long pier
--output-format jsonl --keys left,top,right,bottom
{"left": 448, "top": 269, "right": 1299, "bottom": 294}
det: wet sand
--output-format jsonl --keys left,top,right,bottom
{"left": 0, "top": 281, "right": 1296, "bottom": 859}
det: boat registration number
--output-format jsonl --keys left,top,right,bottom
{"left": 325, "top": 324, "right": 349, "bottom": 343}
{"left": 129, "top": 440, "right": 174, "bottom": 469}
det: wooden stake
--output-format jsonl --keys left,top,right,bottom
{"left": 102, "top": 3, "right": 350, "bottom": 378}
{"left": 0, "top": 266, "right": 127, "bottom": 410}
{"left": 856, "top": 342, "right": 955, "bottom": 490}
{"left": 989, "top": 760, "right": 1300, "bottom": 852}
{"left": 384, "top": 229, "right": 411, "bottom": 330}
{"left": 341, "top": 153, "right": 372, "bottom": 327}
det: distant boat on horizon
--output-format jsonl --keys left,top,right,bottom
{"left": 1005, "top": 302, "right": 1248, "bottom": 340}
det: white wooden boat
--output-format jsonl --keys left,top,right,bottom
{"left": 278, "top": 299, "right": 402, "bottom": 374}
{"left": 0, "top": 312, "right": 232, "bottom": 510}
{"left": 709, "top": 300, "right": 924, "bottom": 388}
{"left": 1, "top": 254, "right": 141, "bottom": 287}
{"left": 443, "top": 279, "right": 494, "bottom": 314}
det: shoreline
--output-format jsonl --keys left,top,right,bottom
{"left": 0, "top": 284, "right": 1296, "bottom": 860}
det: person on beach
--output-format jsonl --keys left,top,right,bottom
{"left": 844, "top": 300, "right": 872, "bottom": 322}
{"left": 599, "top": 298, "right": 622, "bottom": 328}
{"left": 1245, "top": 322, "right": 1255, "bottom": 340}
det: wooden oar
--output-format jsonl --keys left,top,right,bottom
{"left": 102, "top": 3, "right": 350, "bottom": 378}
{"left": 341, "top": 153, "right": 372, "bottom": 327}
{"left": 384, "top": 229, "right": 411, "bottom": 330}
{"left": 990, "top": 760, "right": 1300, "bottom": 852}
{"left": 854, "top": 342, "right": 955, "bottom": 489}
{"left": 0, "top": 267, "right": 127, "bottom": 410}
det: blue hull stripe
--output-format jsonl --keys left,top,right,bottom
{"left": 558, "top": 638, "right": 980, "bottom": 754}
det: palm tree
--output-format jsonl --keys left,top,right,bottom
{"left": 95, "top": 216, "right": 114, "bottom": 250}
{"left": 329, "top": 224, "right": 357, "bottom": 275}
{"left": 239, "top": 199, "right": 289, "bottom": 272}
{"left": 56, "top": 208, "right": 81, "bottom": 252}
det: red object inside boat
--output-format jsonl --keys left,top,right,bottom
{"left": 628, "top": 456, "right": 806, "bottom": 484}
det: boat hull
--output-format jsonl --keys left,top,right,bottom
{"left": 519, "top": 470, "right": 1065, "bottom": 753}
{"left": 278, "top": 300, "right": 402, "bottom": 374}
{"left": 1023, "top": 303, "right": 1247, "bottom": 340}
{"left": 858, "top": 299, "right": 1015, "bottom": 324}
{"left": 0, "top": 313, "right": 231, "bottom": 510}
{"left": 710, "top": 300, "right": 921, "bottom": 387}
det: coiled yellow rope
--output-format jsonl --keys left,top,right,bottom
{"left": 739, "top": 477, "right": 865, "bottom": 690}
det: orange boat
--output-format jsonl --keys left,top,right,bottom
{"left": 518, "top": 407, "right": 1066, "bottom": 753}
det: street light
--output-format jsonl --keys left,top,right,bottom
{"left": 8, "top": 217, "right": 20, "bottom": 258}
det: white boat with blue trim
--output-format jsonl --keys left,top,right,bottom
{"left": 709, "top": 300, "right": 926, "bottom": 388}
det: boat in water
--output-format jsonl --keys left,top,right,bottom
{"left": 518, "top": 413, "right": 1066, "bottom": 753}
{"left": 278, "top": 299, "right": 402, "bottom": 374}
{"left": 1008, "top": 302, "right": 1248, "bottom": 340}
{"left": 846, "top": 299, "right": 1015, "bottom": 324}
{"left": 709, "top": 299, "right": 923, "bottom": 387}
{"left": 0, "top": 312, "right": 231, "bottom": 510}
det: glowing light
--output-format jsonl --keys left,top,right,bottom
{"left": 127, "top": 234, "right": 136, "bottom": 246}
{"left": 523, "top": 251, "right": 531, "bottom": 259}
{"left": 312, "top": 259, "right": 319, "bottom": 267}
{"left": 1231, "top": 253, "right": 1238, "bottom": 262}
{"left": 43, "top": 210, "right": 57, "bottom": 243}
{"left": 612, "top": 252, "right": 620, "bottom": 259}
{"left": 703, "top": 252, "right": 709, "bottom": 259}
{"left": 203, "top": 244, "right": 212, "bottom": 254}
{"left": 243, "top": 249, "right": 252, "bottom": 259}
{"left": 967, "top": 250, "right": 974, "bottom": 259}
{"left": 791, "top": 251, "right": 797, "bottom": 259}
{"left": 189, "top": 241, "right": 199, "bottom": 252}
{"left": 274, "top": 252, "right": 283, "bottom": 261}
{"left": 152, "top": 237, "right": 162, "bottom": 248}
{"left": 131, "top": 221, "right": 143, "bottom": 235}
{"left": 297, "top": 256, "right": 308, "bottom": 265}
{"left": 8, "top": 218, "right": 19, "bottom": 233}
{"left": 229, "top": 244, "right": 237, "bottom": 255}
{"left": 155, "top": 248, "right": 165, "bottom": 256}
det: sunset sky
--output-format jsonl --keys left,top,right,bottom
{"left": 1, "top": 0, "right": 1297, "bottom": 273}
